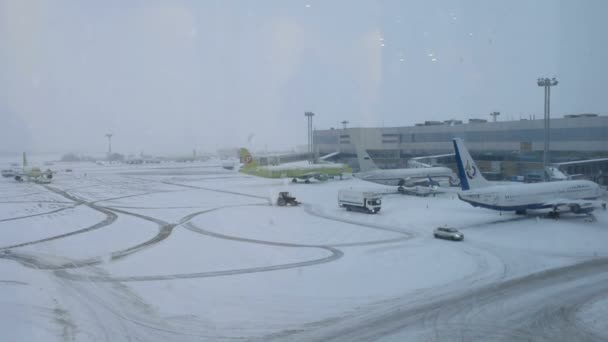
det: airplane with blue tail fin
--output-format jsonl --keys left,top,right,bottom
{"left": 452, "top": 138, "right": 606, "bottom": 217}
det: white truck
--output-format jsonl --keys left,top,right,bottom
{"left": 338, "top": 189, "right": 382, "bottom": 214}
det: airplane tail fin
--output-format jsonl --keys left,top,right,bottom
{"left": 239, "top": 148, "right": 257, "bottom": 170}
{"left": 452, "top": 138, "right": 490, "bottom": 191}
{"left": 355, "top": 146, "right": 378, "bottom": 172}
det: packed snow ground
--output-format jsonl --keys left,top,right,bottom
{"left": 0, "top": 160, "right": 607, "bottom": 341}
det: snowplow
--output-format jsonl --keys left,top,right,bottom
{"left": 276, "top": 192, "right": 300, "bottom": 206}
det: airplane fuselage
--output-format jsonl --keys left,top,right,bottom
{"left": 458, "top": 180, "right": 604, "bottom": 211}
{"left": 23, "top": 166, "right": 42, "bottom": 178}
{"left": 354, "top": 167, "right": 454, "bottom": 186}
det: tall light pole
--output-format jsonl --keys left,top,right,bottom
{"left": 105, "top": 133, "right": 113, "bottom": 157}
{"left": 339, "top": 120, "right": 349, "bottom": 153}
{"left": 305, "top": 112, "right": 315, "bottom": 164}
{"left": 490, "top": 112, "right": 500, "bottom": 122}
{"left": 537, "top": 77, "right": 558, "bottom": 178}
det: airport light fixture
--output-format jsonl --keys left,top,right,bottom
{"left": 537, "top": 77, "right": 558, "bottom": 178}
{"left": 339, "top": 120, "right": 349, "bottom": 153}
{"left": 305, "top": 112, "right": 315, "bottom": 164}
{"left": 105, "top": 133, "right": 113, "bottom": 156}
{"left": 490, "top": 112, "right": 500, "bottom": 122}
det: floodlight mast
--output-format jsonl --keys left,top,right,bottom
{"left": 537, "top": 77, "right": 558, "bottom": 179}
{"left": 305, "top": 112, "right": 315, "bottom": 164}
{"left": 339, "top": 120, "right": 349, "bottom": 153}
{"left": 105, "top": 133, "right": 113, "bottom": 157}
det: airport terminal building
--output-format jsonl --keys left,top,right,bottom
{"left": 314, "top": 114, "right": 608, "bottom": 182}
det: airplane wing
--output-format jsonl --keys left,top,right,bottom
{"left": 299, "top": 172, "right": 322, "bottom": 179}
{"left": 406, "top": 178, "right": 430, "bottom": 186}
{"left": 407, "top": 160, "right": 432, "bottom": 168}
{"left": 398, "top": 185, "right": 437, "bottom": 197}
{"left": 319, "top": 151, "right": 340, "bottom": 161}
{"left": 404, "top": 176, "right": 449, "bottom": 187}
{"left": 408, "top": 153, "right": 455, "bottom": 168}
{"left": 294, "top": 172, "right": 330, "bottom": 182}
{"left": 409, "top": 153, "right": 455, "bottom": 161}
{"left": 543, "top": 198, "right": 607, "bottom": 214}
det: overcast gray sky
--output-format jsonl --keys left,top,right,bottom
{"left": 1, "top": 0, "right": 607, "bottom": 155}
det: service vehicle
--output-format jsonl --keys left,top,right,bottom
{"left": 276, "top": 192, "right": 300, "bottom": 206}
{"left": 338, "top": 189, "right": 382, "bottom": 214}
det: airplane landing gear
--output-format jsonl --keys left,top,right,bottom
{"left": 584, "top": 214, "right": 596, "bottom": 222}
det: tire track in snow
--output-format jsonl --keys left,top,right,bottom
{"left": 566, "top": 292, "right": 608, "bottom": 341}
{"left": 0, "top": 200, "right": 74, "bottom": 204}
{"left": 6, "top": 183, "right": 412, "bottom": 283}
{"left": 51, "top": 251, "right": 280, "bottom": 341}
{"left": 0, "top": 186, "right": 177, "bottom": 252}
{"left": 0, "top": 205, "right": 175, "bottom": 268}
{"left": 0, "top": 205, "right": 78, "bottom": 223}
{"left": 56, "top": 247, "right": 343, "bottom": 282}
{"left": 0, "top": 191, "right": 47, "bottom": 199}
{"left": 267, "top": 204, "right": 513, "bottom": 340}
{"left": 302, "top": 204, "right": 415, "bottom": 237}
{"left": 129, "top": 176, "right": 271, "bottom": 201}
{"left": 182, "top": 207, "right": 411, "bottom": 249}
{"left": 55, "top": 203, "right": 412, "bottom": 282}
{"left": 106, "top": 205, "right": 209, "bottom": 210}
{"left": 0, "top": 210, "right": 117, "bottom": 251}
{"left": 162, "top": 180, "right": 270, "bottom": 201}
{"left": 104, "top": 206, "right": 176, "bottom": 261}
{"left": 0, "top": 279, "right": 28, "bottom": 286}
{"left": 0, "top": 250, "right": 101, "bottom": 269}
{"left": 0, "top": 186, "right": 118, "bottom": 251}
{"left": 54, "top": 204, "right": 343, "bottom": 282}
{"left": 277, "top": 258, "right": 608, "bottom": 342}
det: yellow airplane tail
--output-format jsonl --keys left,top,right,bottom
{"left": 239, "top": 148, "right": 257, "bottom": 170}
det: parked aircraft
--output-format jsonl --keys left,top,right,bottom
{"left": 239, "top": 148, "right": 351, "bottom": 183}
{"left": 353, "top": 146, "right": 457, "bottom": 188}
{"left": 13, "top": 153, "right": 53, "bottom": 183}
{"left": 453, "top": 138, "right": 606, "bottom": 217}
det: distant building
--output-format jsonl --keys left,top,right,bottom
{"left": 314, "top": 114, "right": 608, "bottom": 178}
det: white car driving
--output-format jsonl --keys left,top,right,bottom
{"left": 434, "top": 227, "right": 464, "bottom": 241}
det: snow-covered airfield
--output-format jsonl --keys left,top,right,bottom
{"left": 1, "top": 160, "right": 607, "bottom": 341}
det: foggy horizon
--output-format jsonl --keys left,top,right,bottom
{"left": 1, "top": 1, "right": 607, "bottom": 155}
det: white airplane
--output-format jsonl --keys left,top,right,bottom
{"left": 13, "top": 153, "right": 53, "bottom": 184}
{"left": 353, "top": 146, "right": 457, "bottom": 188}
{"left": 453, "top": 138, "right": 606, "bottom": 216}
